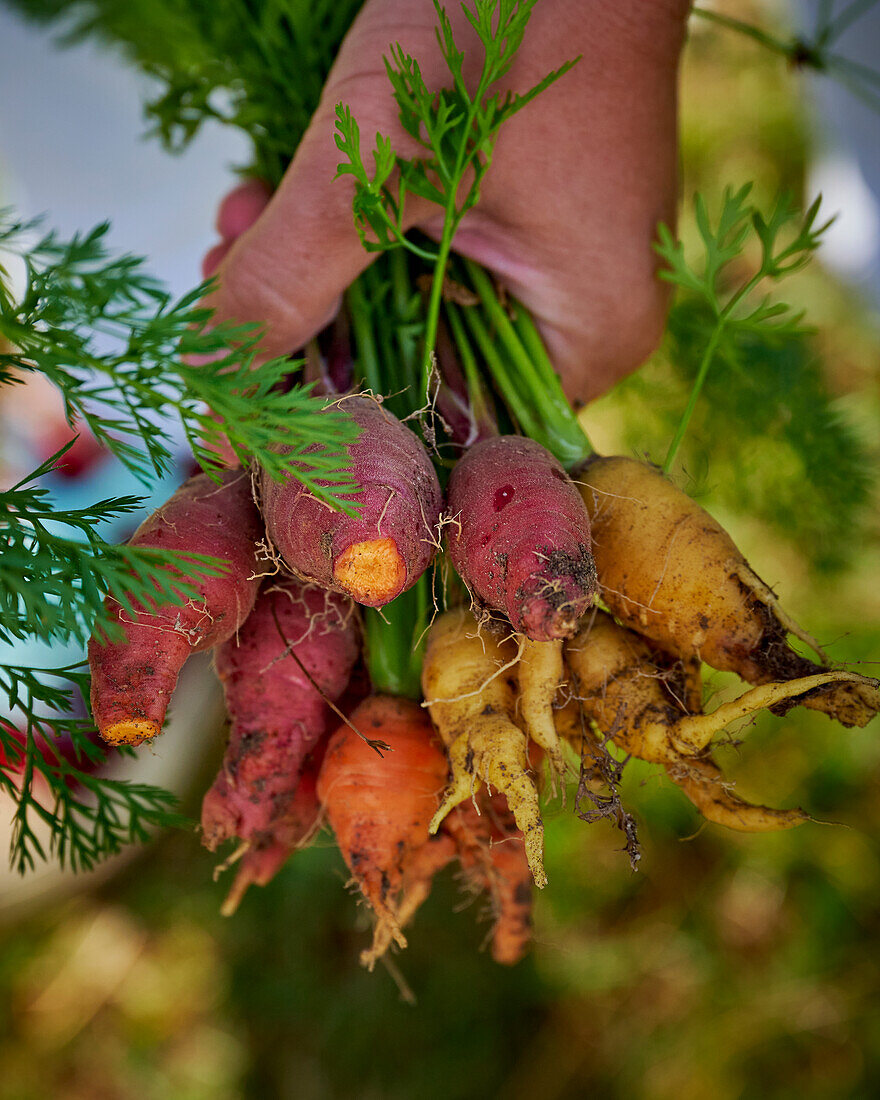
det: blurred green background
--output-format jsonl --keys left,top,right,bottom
{"left": 2, "top": 3, "right": 880, "bottom": 1098}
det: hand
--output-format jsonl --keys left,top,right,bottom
{"left": 203, "top": 0, "right": 690, "bottom": 405}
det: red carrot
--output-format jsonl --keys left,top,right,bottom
{"left": 446, "top": 794, "right": 534, "bottom": 965}
{"left": 201, "top": 577, "right": 358, "bottom": 855}
{"left": 260, "top": 397, "right": 442, "bottom": 607}
{"left": 216, "top": 740, "right": 328, "bottom": 916}
{"left": 89, "top": 471, "right": 262, "bottom": 746}
{"left": 446, "top": 436, "right": 596, "bottom": 640}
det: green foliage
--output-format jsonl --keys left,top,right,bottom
{"left": 334, "top": 0, "right": 574, "bottom": 261}
{"left": 692, "top": 1, "right": 880, "bottom": 114}
{"left": 655, "top": 185, "right": 833, "bottom": 472}
{"left": 665, "top": 301, "right": 873, "bottom": 574}
{"left": 0, "top": 664, "right": 188, "bottom": 874}
{"left": 0, "top": 214, "right": 360, "bottom": 507}
{"left": 5, "top": 0, "right": 364, "bottom": 185}
{"left": 0, "top": 207, "right": 361, "bottom": 874}
{"left": 335, "top": 0, "right": 583, "bottom": 456}
{"left": 0, "top": 451, "right": 222, "bottom": 648}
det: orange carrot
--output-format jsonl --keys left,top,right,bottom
{"left": 445, "top": 793, "right": 533, "bottom": 965}
{"left": 316, "top": 695, "right": 449, "bottom": 963}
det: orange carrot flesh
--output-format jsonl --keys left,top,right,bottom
{"left": 332, "top": 536, "right": 406, "bottom": 605}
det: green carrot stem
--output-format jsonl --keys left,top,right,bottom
{"left": 421, "top": 225, "right": 457, "bottom": 394}
{"left": 361, "top": 263, "right": 401, "bottom": 399}
{"left": 691, "top": 7, "right": 795, "bottom": 58}
{"left": 364, "top": 576, "right": 430, "bottom": 699}
{"left": 457, "top": 303, "right": 545, "bottom": 441}
{"left": 445, "top": 301, "right": 497, "bottom": 437}
{"left": 345, "top": 277, "right": 382, "bottom": 394}
{"left": 389, "top": 249, "right": 422, "bottom": 397}
{"left": 457, "top": 259, "right": 591, "bottom": 466}
{"left": 662, "top": 321, "right": 724, "bottom": 474}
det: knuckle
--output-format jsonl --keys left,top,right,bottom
{"left": 215, "top": 246, "right": 305, "bottom": 354}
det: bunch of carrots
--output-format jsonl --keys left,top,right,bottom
{"left": 80, "top": 0, "right": 878, "bottom": 969}
{"left": 87, "top": 380, "right": 880, "bottom": 969}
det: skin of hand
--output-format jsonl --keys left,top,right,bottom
{"left": 203, "top": 0, "right": 691, "bottom": 406}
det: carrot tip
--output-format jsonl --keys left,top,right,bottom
{"left": 220, "top": 868, "right": 254, "bottom": 917}
{"left": 518, "top": 593, "right": 590, "bottom": 642}
{"left": 333, "top": 536, "right": 406, "bottom": 605}
{"left": 100, "top": 718, "right": 161, "bottom": 746}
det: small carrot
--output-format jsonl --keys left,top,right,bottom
{"left": 445, "top": 793, "right": 534, "bottom": 965}
{"left": 316, "top": 695, "right": 450, "bottom": 963}
{"left": 560, "top": 610, "right": 863, "bottom": 831}
{"left": 422, "top": 607, "right": 547, "bottom": 888}
{"left": 89, "top": 470, "right": 262, "bottom": 746}
{"left": 217, "top": 741, "right": 328, "bottom": 917}
{"left": 201, "top": 577, "right": 358, "bottom": 860}
{"left": 261, "top": 397, "right": 442, "bottom": 607}
{"left": 447, "top": 436, "right": 596, "bottom": 640}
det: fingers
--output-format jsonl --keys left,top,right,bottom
{"left": 438, "top": 0, "right": 687, "bottom": 405}
{"left": 205, "top": 90, "right": 412, "bottom": 358}
{"left": 202, "top": 241, "right": 231, "bottom": 280}
{"left": 201, "top": 2, "right": 445, "bottom": 359}
{"left": 216, "top": 179, "right": 273, "bottom": 239}
{"left": 202, "top": 180, "right": 273, "bottom": 279}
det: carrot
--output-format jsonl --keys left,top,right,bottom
{"left": 261, "top": 396, "right": 442, "bottom": 607}
{"left": 422, "top": 607, "right": 547, "bottom": 887}
{"left": 88, "top": 470, "right": 263, "bottom": 746}
{"left": 575, "top": 456, "right": 879, "bottom": 727}
{"left": 361, "top": 829, "right": 457, "bottom": 970}
{"left": 447, "top": 436, "right": 596, "bottom": 640}
{"left": 201, "top": 577, "right": 358, "bottom": 859}
{"left": 560, "top": 610, "right": 865, "bottom": 831}
{"left": 316, "top": 695, "right": 450, "bottom": 964}
{"left": 516, "top": 637, "right": 567, "bottom": 782}
{"left": 445, "top": 793, "right": 533, "bottom": 965}
{"left": 216, "top": 741, "right": 328, "bottom": 917}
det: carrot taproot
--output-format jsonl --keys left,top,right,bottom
{"left": 575, "top": 455, "right": 879, "bottom": 728}
{"left": 447, "top": 436, "right": 596, "bottom": 641}
{"left": 422, "top": 607, "right": 547, "bottom": 887}
{"left": 88, "top": 470, "right": 262, "bottom": 746}
{"left": 316, "top": 695, "right": 450, "bottom": 962}
{"left": 445, "top": 793, "right": 533, "bottom": 965}
{"left": 516, "top": 637, "right": 567, "bottom": 782}
{"left": 201, "top": 577, "right": 358, "bottom": 862}
{"left": 216, "top": 740, "right": 328, "bottom": 917}
{"left": 560, "top": 610, "right": 863, "bottom": 831}
{"left": 261, "top": 397, "right": 442, "bottom": 607}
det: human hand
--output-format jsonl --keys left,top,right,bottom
{"left": 203, "top": 0, "right": 690, "bottom": 405}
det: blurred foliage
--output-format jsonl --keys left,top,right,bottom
{"left": 1, "top": 1, "right": 879, "bottom": 1098}
{"left": 609, "top": 299, "right": 874, "bottom": 574}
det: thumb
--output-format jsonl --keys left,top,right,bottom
{"left": 204, "top": 0, "right": 444, "bottom": 356}
{"left": 205, "top": 118, "right": 366, "bottom": 356}
{"left": 204, "top": 70, "right": 433, "bottom": 358}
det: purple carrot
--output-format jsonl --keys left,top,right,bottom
{"left": 260, "top": 396, "right": 442, "bottom": 607}
{"left": 201, "top": 577, "right": 359, "bottom": 855}
{"left": 446, "top": 436, "right": 596, "bottom": 640}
